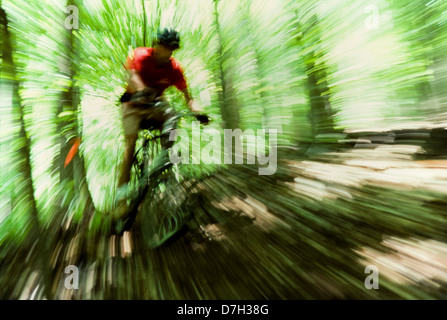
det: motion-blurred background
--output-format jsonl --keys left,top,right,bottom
{"left": 1, "top": 0, "right": 447, "bottom": 299}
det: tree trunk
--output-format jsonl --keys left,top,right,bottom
{"left": 388, "top": 0, "right": 447, "bottom": 115}
{"left": 153, "top": 0, "right": 161, "bottom": 32}
{"left": 296, "top": 14, "right": 336, "bottom": 136}
{"left": 0, "top": 4, "right": 52, "bottom": 299}
{"left": 213, "top": 0, "right": 240, "bottom": 130}
{"left": 55, "top": 0, "right": 95, "bottom": 212}
{"left": 142, "top": 0, "right": 147, "bottom": 46}
{"left": 47, "top": 0, "right": 96, "bottom": 298}
{"left": 240, "top": 1, "right": 269, "bottom": 129}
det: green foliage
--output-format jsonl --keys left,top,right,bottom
{"left": 1, "top": 0, "right": 447, "bottom": 247}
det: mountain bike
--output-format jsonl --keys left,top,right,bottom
{"left": 114, "top": 100, "right": 210, "bottom": 248}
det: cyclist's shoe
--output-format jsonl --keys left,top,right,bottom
{"left": 193, "top": 113, "right": 210, "bottom": 125}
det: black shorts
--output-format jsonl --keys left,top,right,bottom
{"left": 120, "top": 91, "right": 133, "bottom": 103}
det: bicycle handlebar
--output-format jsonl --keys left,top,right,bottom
{"left": 131, "top": 102, "right": 211, "bottom": 125}
{"left": 174, "top": 111, "right": 211, "bottom": 125}
{"left": 127, "top": 89, "right": 211, "bottom": 124}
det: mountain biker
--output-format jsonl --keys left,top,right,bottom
{"left": 115, "top": 28, "right": 205, "bottom": 212}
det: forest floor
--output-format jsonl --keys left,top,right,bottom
{"left": 7, "top": 125, "right": 447, "bottom": 300}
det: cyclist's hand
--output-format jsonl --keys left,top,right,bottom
{"left": 188, "top": 99, "right": 202, "bottom": 113}
{"left": 194, "top": 113, "right": 210, "bottom": 125}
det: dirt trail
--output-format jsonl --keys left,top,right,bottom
{"left": 9, "top": 127, "right": 447, "bottom": 300}
{"left": 50, "top": 140, "right": 447, "bottom": 300}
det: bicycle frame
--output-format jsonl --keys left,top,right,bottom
{"left": 118, "top": 110, "right": 205, "bottom": 236}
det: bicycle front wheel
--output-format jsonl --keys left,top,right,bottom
{"left": 138, "top": 182, "right": 193, "bottom": 249}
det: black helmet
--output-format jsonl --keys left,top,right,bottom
{"left": 156, "top": 28, "right": 180, "bottom": 49}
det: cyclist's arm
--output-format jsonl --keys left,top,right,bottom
{"left": 181, "top": 88, "right": 202, "bottom": 113}
{"left": 127, "top": 69, "right": 147, "bottom": 94}
{"left": 125, "top": 48, "right": 147, "bottom": 94}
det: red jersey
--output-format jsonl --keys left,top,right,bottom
{"left": 125, "top": 47, "right": 187, "bottom": 95}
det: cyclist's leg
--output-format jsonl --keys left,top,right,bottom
{"left": 157, "top": 98, "right": 178, "bottom": 150}
{"left": 119, "top": 93, "right": 163, "bottom": 189}
{"left": 118, "top": 135, "right": 138, "bottom": 188}
{"left": 137, "top": 96, "right": 178, "bottom": 149}
{"left": 118, "top": 102, "right": 141, "bottom": 189}
{"left": 138, "top": 98, "right": 178, "bottom": 176}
